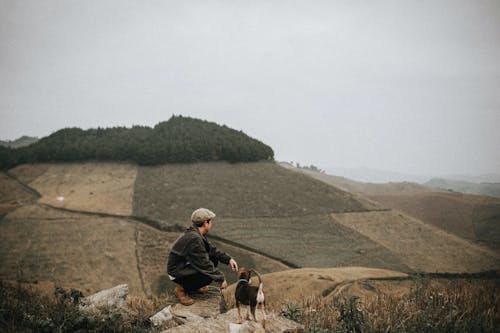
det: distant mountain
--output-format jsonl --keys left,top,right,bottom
{"left": 323, "top": 166, "right": 430, "bottom": 184}
{"left": 426, "top": 178, "right": 500, "bottom": 199}
{"left": 439, "top": 174, "right": 500, "bottom": 184}
{"left": 0, "top": 136, "right": 38, "bottom": 148}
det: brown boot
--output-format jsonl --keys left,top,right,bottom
{"left": 174, "top": 286, "right": 194, "bottom": 306}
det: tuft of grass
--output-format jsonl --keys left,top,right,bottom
{"left": 276, "top": 279, "right": 500, "bottom": 333}
{"left": 0, "top": 280, "right": 172, "bottom": 333}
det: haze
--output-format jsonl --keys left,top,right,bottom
{"left": 1, "top": 0, "right": 499, "bottom": 178}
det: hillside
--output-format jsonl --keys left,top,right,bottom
{"left": 426, "top": 178, "right": 500, "bottom": 199}
{"left": 283, "top": 162, "right": 500, "bottom": 251}
{"left": 0, "top": 136, "right": 38, "bottom": 148}
{"left": 1, "top": 161, "right": 499, "bottom": 300}
{"left": 132, "top": 162, "right": 409, "bottom": 270}
{"left": 280, "top": 162, "right": 437, "bottom": 196}
{"left": 225, "top": 267, "right": 408, "bottom": 307}
{"left": 0, "top": 116, "right": 274, "bottom": 169}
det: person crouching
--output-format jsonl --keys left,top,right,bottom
{"left": 167, "top": 208, "right": 238, "bottom": 305}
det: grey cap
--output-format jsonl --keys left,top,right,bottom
{"left": 191, "top": 208, "right": 216, "bottom": 223}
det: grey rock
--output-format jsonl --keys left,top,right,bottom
{"left": 150, "top": 305, "right": 174, "bottom": 326}
{"left": 151, "top": 285, "right": 225, "bottom": 328}
{"left": 162, "top": 308, "right": 304, "bottom": 333}
{"left": 170, "top": 285, "right": 226, "bottom": 319}
{"left": 79, "top": 284, "right": 128, "bottom": 315}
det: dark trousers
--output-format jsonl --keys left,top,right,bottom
{"left": 174, "top": 273, "right": 213, "bottom": 292}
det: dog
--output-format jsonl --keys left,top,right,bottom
{"left": 235, "top": 267, "right": 266, "bottom": 328}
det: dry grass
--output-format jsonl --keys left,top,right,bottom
{"left": 283, "top": 162, "right": 500, "bottom": 251}
{"left": 0, "top": 203, "right": 289, "bottom": 298}
{"left": 133, "top": 162, "right": 373, "bottom": 225}
{"left": 0, "top": 205, "right": 144, "bottom": 293}
{"left": 2, "top": 274, "right": 498, "bottom": 333}
{"left": 11, "top": 163, "right": 138, "bottom": 215}
{"left": 368, "top": 192, "right": 500, "bottom": 250}
{"left": 224, "top": 267, "right": 408, "bottom": 310}
{"left": 332, "top": 210, "right": 500, "bottom": 273}
{"left": 213, "top": 214, "right": 409, "bottom": 270}
{"left": 0, "top": 172, "right": 36, "bottom": 216}
{"left": 279, "top": 278, "right": 500, "bottom": 332}
{"left": 0, "top": 280, "right": 171, "bottom": 332}
{"left": 279, "top": 162, "right": 438, "bottom": 196}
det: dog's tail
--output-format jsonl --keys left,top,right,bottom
{"left": 250, "top": 269, "right": 263, "bottom": 285}
{"left": 250, "top": 269, "right": 265, "bottom": 304}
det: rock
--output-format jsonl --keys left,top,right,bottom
{"left": 150, "top": 285, "right": 225, "bottom": 328}
{"left": 170, "top": 309, "right": 204, "bottom": 325}
{"left": 229, "top": 322, "right": 265, "bottom": 333}
{"left": 150, "top": 305, "right": 174, "bottom": 326}
{"left": 79, "top": 284, "right": 128, "bottom": 315}
{"left": 156, "top": 284, "right": 303, "bottom": 332}
{"left": 170, "top": 285, "right": 226, "bottom": 319}
{"left": 161, "top": 308, "right": 304, "bottom": 333}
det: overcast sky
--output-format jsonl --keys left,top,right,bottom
{"left": 1, "top": 0, "right": 499, "bottom": 177}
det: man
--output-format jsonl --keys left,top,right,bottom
{"left": 167, "top": 208, "right": 238, "bottom": 305}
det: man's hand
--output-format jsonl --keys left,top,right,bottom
{"left": 229, "top": 258, "right": 238, "bottom": 271}
{"left": 221, "top": 280, "right": 228, "bottom": 289}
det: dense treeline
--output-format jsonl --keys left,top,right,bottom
{"left": 0, "top": 116, "right": 274, "bottom": 169}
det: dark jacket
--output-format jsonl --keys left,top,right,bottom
{"left": 167, "top": 226, "right": 231, "bottom": 282}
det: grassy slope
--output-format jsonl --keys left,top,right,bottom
{"left": 332, "top": 210, "right": 500, "bottom": 273}
{"left": 283, "top": 163, "right": 500, "bottom": 251}
{"left": 132, "top": 162, "right": 411, "bottom": 270}
{"left": 224, "top": 267, "right": 408, "bottom": 308}
{"left": 133, "top": 162, "right": 379, "bottom": 224}
{"left": 279, "top": 162, "right": 437, "bottom": 196}
{"left": 0, "top": 172, "right": 35, "bottom": 217}
{"left": 368, "top": 193, "right": 500, "bottom": 250}
{"left": 2, "top": 161, "right": 499, "bottom": 300}
{"left": 0, "top": 165, "right": 289, "bottom": 297}
{"left": 426, "top": 178, "right": 500, "bottom": 198}
{"left": 10, "top": 163, "right": 138, "bottom": 216}
{"left": 0, "top": 205, "right": 144, "bottom": 293}
{"left": 214, "top": 215, "right": 409, "bottom": 270}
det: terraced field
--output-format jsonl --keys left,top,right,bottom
{"left": 332, "top": 210, "right": 500, "bottom": 273}
{"left": 133, "top": 161, "right": 379, "bottom": 225}
{"left": 0, "top": 205, "right": 144, "bottom": 293}
{"left": 9, "top": 163, "right": 137, "bottom": 216}
{"left": 367, "top": 193, "right": 500, "bottom": 250}
{"left": 213, "top": 215, "right": 409, "bottom": 271}
{"left": 283, "top": 163, "right": 500, "bottom": 251}
{"left": 0, "top": 164, "right": 289, "bottom": 296}
{"left": 1, "top": 161, "right": 499, "bottom": 299}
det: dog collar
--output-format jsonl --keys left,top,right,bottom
{"left": 236, "top": 279, "right": 249, "bottom": 285}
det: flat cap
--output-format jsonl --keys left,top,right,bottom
{"left": 191, "top": 208, "right": 216, "bottom": 223}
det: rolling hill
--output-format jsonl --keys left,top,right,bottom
{"left": 426, "top": 177, "right": 500, "bottom": 199}
{"left": 1, "top": 161, "right": 499, "bottom": 301}
{"left": 283, "top": 162, "right": 500, "bottom": 251}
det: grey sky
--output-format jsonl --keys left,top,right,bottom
{"left": 1, "top": 0, "right": 499, "bottom": 177}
